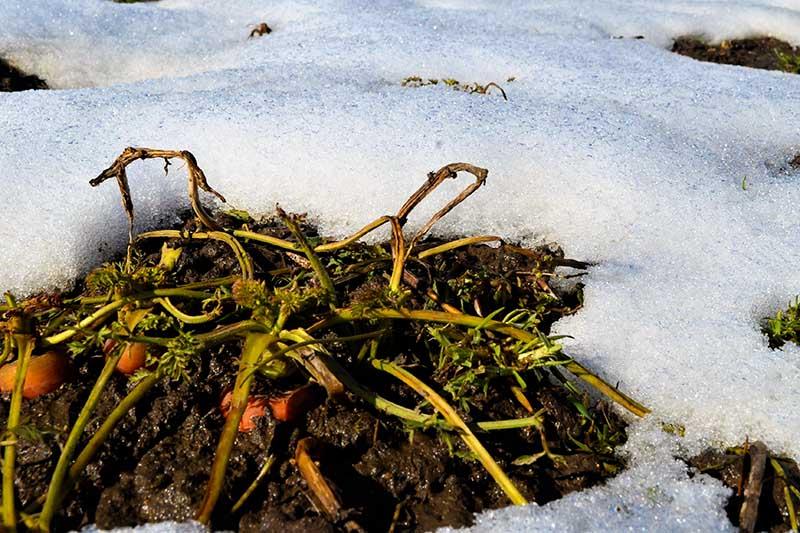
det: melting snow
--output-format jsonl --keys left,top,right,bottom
{"left": 2, "top": 0, "right": 800, "bottom": 531}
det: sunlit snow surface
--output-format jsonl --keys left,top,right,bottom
{"left": 2, "top": 0, "right": 800, "bottom": 531}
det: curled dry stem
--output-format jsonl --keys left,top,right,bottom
{"left": 389, "top": 163, "right": 487, "bottom": 291}
{"left": 90, "top": 147, "right": 227, "bottom": 257}
{"left": 481, "top": 82, "right": 508, "bottom": 100}
{"left": 395, "top": 162, "right": 488, "bottom": 248}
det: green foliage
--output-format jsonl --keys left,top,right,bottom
{"left": 763, "top": 297, "right": 800, "bottom": 348}
{"left": 139, "top": 330, "right": 200, "bottom": 383}
{"left": 775, "top": 49, "right": 800, "bottom": 74}
{"left": 427, "top": 308, "right": 565, "bottom": 411}
{"left": 67, "top": 325, "right": 112, "bottom": 358}
{"left": 5, "top": 151, "right": 638, "bottom": 529}
{"left": 85, "top": 260, "right": 166, "bottom": 295}
{"left": 0, "top": 420, "right": 54, "bottom": 446}
{"left": 136, "top": 311, "right": 177, "bottom": 334}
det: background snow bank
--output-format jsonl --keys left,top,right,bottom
{"left": 2, "top": 1, "right": 800, "bottom": 531}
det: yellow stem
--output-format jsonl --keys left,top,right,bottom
{"left": 372, "top": 359, "right": 527, "bottom": 505}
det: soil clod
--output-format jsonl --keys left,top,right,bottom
{"left": 0, "top": 57, "right": 48, "bottom": 92}
{"left": 672, "top": 36, "right": 800, "bottom": 73}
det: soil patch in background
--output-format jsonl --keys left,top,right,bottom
{"left": 0, "top": 57, "right": 48, "bottom": 92}
{"left": 672, "top": 36, "right": 800, "bottom": 73}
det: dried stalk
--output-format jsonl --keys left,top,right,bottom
{"left": 295, "top": 437, "right": 364, "bottom": 532}
{"left": 417, "top": 235, "right": 501, "bottom": 259}
{"left": 90, "top": 148, "right": 227, "bottom": 255}
{"left": 389, "top": 163, "right": 487, "bottom": 291}
{"left": 395, "top": 162, "right": 487, "bottom": 250}
{"left": 740, "top": 441, "right": 768, "bottom": 533}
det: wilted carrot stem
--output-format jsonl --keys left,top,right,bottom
{"left": 39, "top": 350, "right": 124, "bottom": 532}
{"left": 2, "top": 335, "right": 33, "bottom": 532}
{"left": 197, "top": 332, "right": 275, "bottom": 523}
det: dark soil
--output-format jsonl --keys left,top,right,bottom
{"left": 690, "top": 444, "right": 800, "bottom": 532}
{"left": 1, "top": 213, "right": 627, "bottom": 532}
{"left": 0, "top": 57, "right": 48, "bottom": 92}
{"left": 672, "top": 36, "right": 800, "bottom": 73}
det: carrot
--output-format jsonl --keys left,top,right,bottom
{"left": 219, "top": 390, "right": 268, "bottom": 432}
{"left": 267, "top": 385, "right": 320, "bottom": 423}
{"left": 0, "top": 351, "right": 69, "bottom": 399}
{"left": 104, "top": 339, "right": 148, "bottom": 375}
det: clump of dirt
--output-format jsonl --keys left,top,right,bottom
{"left": 672, "top": 36, "right": 800, "bottom": 73}
{"left": 0, "top": 57, "right": 48, "bottom": 92}
{"left": 249, "top": 23, "right": 272, "bottom": 38}
{"left": 690, "top": 442, "right": 800, "bottom": 532}
{"left": 0, "top": 148, "right": 642, "bottom": 532}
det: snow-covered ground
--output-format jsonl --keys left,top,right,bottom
{"left": 2, "top": 1, "right": 800, "bottom": 531}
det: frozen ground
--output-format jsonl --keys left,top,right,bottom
{"left": 2, "top": 0, "right": 800, "bottom": 531}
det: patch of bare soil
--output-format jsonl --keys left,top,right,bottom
{"left": 672, "top": 36, "right": 800, "bottom": 73}
{"left": 0, "top": 57, "right": 48, "bottom": 92}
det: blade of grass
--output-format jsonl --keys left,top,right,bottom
{"left": 417, "top": 235, "right": 501, "bottom": 259}
{"left": 231, "top": 454, "right": 276, "bottom": 513}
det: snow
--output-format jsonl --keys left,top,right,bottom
{"left": 79, "top": 522, "right": 207, "bottom": 533}
{"left": 2, "top": 0, "right": 800, "bottom": 531}
{"left": 443, "top": 420, "right": 735, "bottom": 533}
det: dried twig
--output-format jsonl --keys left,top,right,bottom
{"left": 396, "top": 162, "right": 487, "bottom": 248}
{"left": 295, "top": 437, "right": 364, "bottom": 532}
{"left": 249, "top": 22, "right": 272, "bottom": 38}
{"left": 389, "top": 163, "right": 487, "bottom": 291}
{"left": 740, "top": 441, "right": 767, "bottom": 533}
{"left": 481, "top": 82, "right": 508, "bottom": 100}
{"left": 90, "top": 148, "right": 227, "bottom": 253}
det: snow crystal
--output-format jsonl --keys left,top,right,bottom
{"left": 79, "top": 521, "right": 207, "bottom": 533}
{"left": 442, "top": 420, "right": 735, "bottom": 533}
{"left": 3, "top": 0, "right": 800, "bottom": 531}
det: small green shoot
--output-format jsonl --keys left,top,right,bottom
{"left": 763, "top": 297, "right": 800, "bottom": 348}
